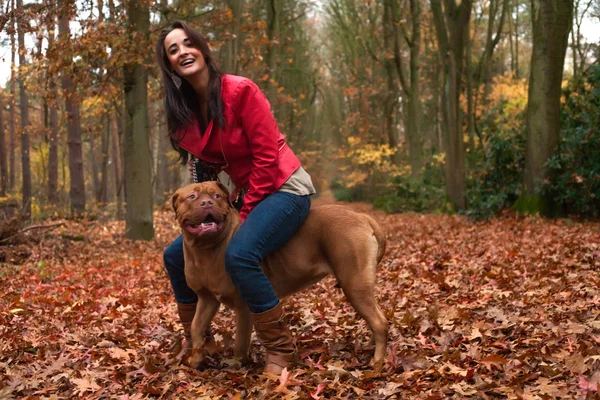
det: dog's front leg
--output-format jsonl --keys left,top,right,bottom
{"left": 189, "top": 293, "right": 220, "bottom": 368}
{"left": 234, "top": 306, "right": 252, "bottom": 361}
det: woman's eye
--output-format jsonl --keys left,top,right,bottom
{"left": 187, "top": 193, "right": 196, "bottom": 200}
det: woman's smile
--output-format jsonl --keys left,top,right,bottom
{"left": 164, "top": 28, "right": 206, "bottom": 78}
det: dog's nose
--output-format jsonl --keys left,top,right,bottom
{"left": 200, "top": 198, "right": 213, "bottom": 208}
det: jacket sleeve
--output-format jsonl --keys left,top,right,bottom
{"left": 233, "top": 80, "right": 279, "bottom": 221}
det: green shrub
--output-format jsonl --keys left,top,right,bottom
{"left": 373, "top": 162, "right": 446, "bottom": 213}
{"left": 544, "top": 65, "right": 600, "bottom": 217}
{"left": 464, "top": 99, "right": 526, "bottom": 219}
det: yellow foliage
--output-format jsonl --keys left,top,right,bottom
{"left": 488, "top": 75, "right": 528, "bottom": 106}
{"left": 81, "top": 95, "right": 111, "bottom": 119}
{"left": 433, "top": 152, "right": 446, "bottom": 166}
{"left": 478, "top": 76, "right": 528, "bottom": 140}
{"left": 336, "top": 136, "right": 401, "bottom": 188}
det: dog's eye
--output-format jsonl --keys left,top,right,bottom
{"left": 187, "top": 193, "right": 196, "bottom": 200}
{"left": 214, "top": 193, "right": 221, "bottom": 199}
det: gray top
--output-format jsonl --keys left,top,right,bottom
{"left": 278, "top": 166, "right": 316, "bottom": 196}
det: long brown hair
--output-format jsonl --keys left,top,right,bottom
{"left": 156, "top": 20, "right": 225, "bottom": 163}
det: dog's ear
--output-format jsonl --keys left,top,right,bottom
{"left": 171, "top": 191, "right": 180, "bottom": 219}
{"left": 216, "top": 181, "right": 233, "bottom": 208}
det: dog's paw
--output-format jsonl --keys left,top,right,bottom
{"left": 189, "top": 347, "right": 207, "bottom": 369}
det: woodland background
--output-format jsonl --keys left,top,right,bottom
{"left": 1, "top": 0, "right": 600, "bottom": 398}
{"left": 0, "top": 0, "right": 598, "bottom": 239}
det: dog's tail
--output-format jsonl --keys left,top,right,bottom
{"left": 365, "top": 214, "right": 387, "bottom": 265}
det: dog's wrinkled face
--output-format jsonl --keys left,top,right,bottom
{"left": 172, "top": 181, "right": 232, "bottom": 237}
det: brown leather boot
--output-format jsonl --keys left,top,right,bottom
{"left": 177, "top": 303, "right": 197, "bottom": 341}
{"left": 252, "top": 302, "right": 296, "bottom": 375}
{"left": 176, "top": 302, "right": 197, "bottom": 348}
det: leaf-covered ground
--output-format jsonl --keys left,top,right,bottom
{"left": 1, "top": 200, "right": 599, "bottom": 399}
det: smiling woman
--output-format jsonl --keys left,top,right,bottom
{"left": 155, "top": 20, "right": 316, "bottom": 375}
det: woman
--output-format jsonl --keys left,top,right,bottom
{"left": 156, "top": 20, "right": 315, "bottom": 375}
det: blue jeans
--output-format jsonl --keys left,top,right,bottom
{"left": 163, "top": 192, "right": 311, "bottom": 313}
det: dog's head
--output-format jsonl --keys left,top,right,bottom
{"left": 172, "top": 181, "right": 234, "bottom": 237}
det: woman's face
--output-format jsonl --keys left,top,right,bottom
{"left": 164, "top": 28, "right": 206, "bottom": 79}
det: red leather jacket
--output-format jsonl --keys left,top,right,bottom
{"left": 174, "top": 74, "right": 302, "bottom": 221}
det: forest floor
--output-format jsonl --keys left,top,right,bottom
{"left": 1, "top": 196, "right": 599, "bottom": 399}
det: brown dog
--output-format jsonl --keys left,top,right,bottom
{"left": 171, "top": 181, "right": 388, "bottom": 368}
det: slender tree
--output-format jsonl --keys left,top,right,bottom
{"left": 123, "top": 0, "right": 153, "bottom": 240}
{"left": 517, "top": 0, "right": 573, "bottom": 215}
{"left": 431, "top": 0, "right": 473, "bottom": 210}
{"left": 382, "top": 0, "right": 401, "bottom": 166}
{"left": 570, "top": 0, "right": 594, "bottom": 79}
{"left": 59, "top": 0, "right": 86, "bottom": 215}
{"left": 99, "top": 113, "right": 110, "bottom": 204}
{"left": 47, "top": 8, "right": 59, "bottom": 204}
{"left": 221, "top": 0, "right": 243, "bottom": 74}
{"left": 388, "top": 0, "right": 423, "bottom": 176}
{"left": 9, "top": 0, "right": 16, "bottom": 190}
{"left": 16, "top": 0, "right": 32, "bottom": 217}
{"left": 265, "top": 0, "right": 280, "bottom": 105}
{"left": 0, "top": 91, "right": 6, "bottom": 197}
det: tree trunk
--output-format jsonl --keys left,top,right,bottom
{"left": 0, "top": 92, "right": 6, "bottom": 197}
{"left": 508, "top": 0, "right": 515, "bottom": 75}
{"left": 88, "top": 125, "right": 101, "bottom": 203}
{"left": 388, "top": 0, "right": 423, "bottom": 176}
{"left": 265, "top": 0, "right": 280, "bottom": 105}
{"left": 111, "top": 113, "right": 124, "bottom": 219}
{"left": 514, "top": 2, "right": 520, "bottom": 78}
{"left": 222, "top": 0, "right": 243, "bottom": 74}
{"left": 123, "top": 0, "right": 153, "bottom": 240}
{"left": 466, "top": 33, "right": 476, "bottom": 151}
{"left": 431, "top": 0, "right": 472, "bottom": 210}
{"left": 382, "top": 0, "right": 401, "bottom": 166}
{"left": 17, "top": 0, "right": 32, "bottom": 218}
{"left": 99, "top": 113, "right": 110, "bottom": 204}
{"left": 60, "top": 0, "right": 86, "bottom": 215}
{"left": 47, "top": 15, "right": 59, "bottom": 205}
{"left": 9, "top": 0, "right": 16, "bottom": 190}
{"left": 48, "top": 77, "right": 59, "bottom": 204}
{"left": 407, "top": 0, "right": 422, "bottom": 176}
{"left": 517, "top": 0, "right": 573, "bottom": 216}
{"left": 570, "top": 4, "right": 578, "bottom": 79}
{"left": 478, "top": 0, "right": 509, "bottom": 104}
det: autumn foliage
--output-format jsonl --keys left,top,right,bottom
{"left": 1, "top": 199, "right": 599, "bottom": 398}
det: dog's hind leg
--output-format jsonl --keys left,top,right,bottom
{"left": 190, "top": 293, "right": 220, "bottom": 368}
{"left": 340, "top": 281, "right": 388, "bottom": 363}
{"left": 234, "top": 307, "right": 252, "bottom": 361}
{"left": 332, "top": 235, "right": 388, "bottom": 364}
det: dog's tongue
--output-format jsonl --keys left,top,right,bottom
{"left": 185, "top": 222, "right": 219, "bottom": 235}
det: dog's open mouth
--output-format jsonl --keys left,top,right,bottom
{"left": 184, "top": 214, "right": 224, "bottom": 236}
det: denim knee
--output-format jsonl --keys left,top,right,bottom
{"left": 163, "top": 246, "right": 179, "bottom": 274}
{"left": 224, "top": 245, "right": 241, "bottom": 281}
{"left": 163, "top": 235, "right": 197, "bottom": 304}
{"left": 225, "top": 244, "right": 255, "bottom": 279}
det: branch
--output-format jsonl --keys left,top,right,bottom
{"left": 0, "top": 222, "right": 66, "bottom": 244}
